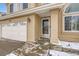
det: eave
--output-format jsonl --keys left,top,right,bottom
{"left": 0, "top": 3, "right": 66, "bottom": 20}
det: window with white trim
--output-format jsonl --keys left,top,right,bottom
{"left": 10, "top": 4, "right": 14, "bottom": 13}
{"left": 42, "top": 19, "right": 49, "bottom": 34}
{"left": 23, "top": 3, "right": 28, "bottom": 9}
{"left": 65, "top": 3, "right": 79, "bottom": 13}
{"left": 64, "top": 3, "right": 79, "bottom": 32}
{"left": 65, "top": 16, "right": 79, "bottom": 31}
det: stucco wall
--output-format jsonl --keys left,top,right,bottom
{"left": 0, "top": 13, "right": 40, "bottom": 42}
{"left": 58, "top": 6, "right": 79, "bottom": 42}
{"left": 2, "top": 3, "right": 79, "bottom": 43}
{"left": 50, "top": 9, "right": 60, "bottom": 45}
{"left": 34, "top": 14, "right": 40, "bottom": 41}
{"left": 60, "top": 32, "right": 79, "bottom": 42}
{"left": 6, "top": 3, "right": 37, "bottom": 14}
{"left": 27, "top": 14, "right": 40, "bottom": 42}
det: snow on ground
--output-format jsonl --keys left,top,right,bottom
{"left": 6, "top": 50, "right": 78, "bottom": 56}
{"left": 49, "top": 50, "right": 78, "bottom": 56}
{"left": 61, "top": 41, "right": 79, "bottom": 50}
{"left": 6, "top": 41, "right": 79, "bottom": 56}
{"left": 6, "top": 52, "right": 17, "bottom": 56}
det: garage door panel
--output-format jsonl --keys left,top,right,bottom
{"left": 2, "top": 21, "right": 27, "bottom": 42}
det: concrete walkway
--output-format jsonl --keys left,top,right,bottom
{"left": 0, "top": 39, "right": 25, "bottom": 56}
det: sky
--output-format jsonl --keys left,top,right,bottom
{"left": 0, "top": 3, "right": 6, "bottom": 13}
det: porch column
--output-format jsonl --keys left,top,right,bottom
{"left": 50, "top": 9, "right": 60, "bottom": 45}
{"left": 27, "top": 14, "right": 40, "bottom": 42}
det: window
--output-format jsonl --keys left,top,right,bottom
{"left": 23, "top": 3, "right": 28, "bottom": 9}
{"left": 64, "top": 16, "right": 79, "bottom": 31}
{"left": 64, "top": 3, "right": 79, "bottom": 32}
{"left": 42, "top": 19, "right": 49, "bottom": 34}
{"left": 10, "top": 4, "right": 14, "bottom": 13}
{"left": 65, "top": 16, "right": 71, "bottom": 31}
{"left": 65, "top": 3, "right": 79, "bottom": 13}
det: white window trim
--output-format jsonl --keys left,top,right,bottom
{"left": 63, "top": 3, "right": 79, "bottom": 14}
{"left": 13, "top": 4, "right": 17, "bottom": 12}
{"left": 19, "top": 3, "right": 28, "bottom": 11}
{"left": 63, "top": 4, "right": 79, "bottom": 32}
{"left": 41, "top": 17, "right": 50, "bottom": 38}
{"left": 63, "top": 16, "right": 79, "bottom": 32}
{"left": 20, "top": 3, "right": 28, "bottom": 10}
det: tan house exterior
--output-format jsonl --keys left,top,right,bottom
{"left": 0, "top": 3, "right": 79, "bottom": 45}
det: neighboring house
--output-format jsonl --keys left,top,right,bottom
{"left": 0, "top": 3, "right": 79, "bottom": 45}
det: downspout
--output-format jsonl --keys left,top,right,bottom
{"left": 27, "top": 17, "right": 29, "bottom": 42}
{"left": 27, "top": 17, "right": 31, "bottom": 42}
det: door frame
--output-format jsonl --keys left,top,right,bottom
{"left": 41, "top": 17, "right": 50, "bottom": 38}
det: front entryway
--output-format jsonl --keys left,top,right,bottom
{"left": 41, "top": 17, "right": 50, "bottom": 38}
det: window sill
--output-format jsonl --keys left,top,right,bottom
{"left": 63, "top": 31, "right": 79, "bottom": 32}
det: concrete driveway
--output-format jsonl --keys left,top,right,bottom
{"left": 0, "top": 38, "right": 25, "bottom": 56}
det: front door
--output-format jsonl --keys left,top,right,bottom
{"left": 41, "top": 17, "right": 50, "bottom": 38}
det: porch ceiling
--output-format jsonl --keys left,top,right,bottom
{"left": 0, "top": 3, "right": 65, "bottom": 20}
{"left": 36, "top": 11, "right": 51, "bottom": 17}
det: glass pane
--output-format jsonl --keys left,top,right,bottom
{"left": 23, "top": 3, "right": 28, "bottom": 9}
{"left": 42, "top": 19, "right": 48, "bottom": 34}
{"left": 10, "top": 4, "right": 13, "bottom": 13}
{"left": 71, "top": 16, "right": 77, "bottom": 31}
{"left": 65, "top": 3, "right": 79, "bottom": 13}
{"left": 65, "top": 16, "right": 79, "bottom": 31}
{"left": 65, "top": 16, "right": 72, "bottom": 31}
{"left": 76, "top": 16, "right": 79, "bottom": 30}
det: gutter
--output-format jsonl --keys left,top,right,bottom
{"left": 0, "top": 3, "right": 65, "bottom": 20}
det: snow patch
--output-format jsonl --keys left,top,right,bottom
{"left": 6, "top": 52, "right": 17, "bottom": 56}
{"left": 61, "top": 41, "right": 79, "bottom": 50}
{"left": 50, "top": 50, "right": 78, "bottom": 56}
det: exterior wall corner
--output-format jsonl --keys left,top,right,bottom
{"left": 50, "top": 9, "right": 61, "bottom": 45}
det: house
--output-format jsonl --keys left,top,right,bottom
{"left": 0, "top": 3, "right": 79, "bottom": 46}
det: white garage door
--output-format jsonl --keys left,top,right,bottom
{"left": 2, "top": 21, "right": 27, "bottom": 42}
